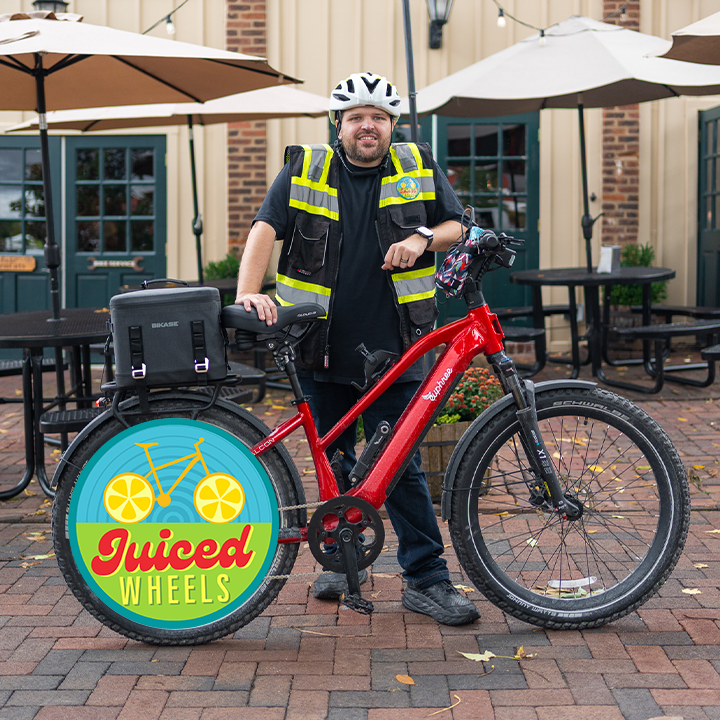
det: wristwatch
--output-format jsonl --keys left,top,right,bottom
{"left": 415, "top": 226, "right": 434, "bottom": 249}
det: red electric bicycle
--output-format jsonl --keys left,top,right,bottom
{"left": 52, "top": 217, "right": 689, "bottom": 645}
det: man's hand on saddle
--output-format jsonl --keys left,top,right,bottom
{"left": 382, "top": 234, "right": 428, "bottom": 271}
{"left": 235, "top": 292, "right": 278, "bottom": 326}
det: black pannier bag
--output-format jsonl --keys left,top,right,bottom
{"left": 109, "top": 285, "right": 228, "bottom": 391}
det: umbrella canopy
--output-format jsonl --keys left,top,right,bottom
{"left": 6, "top": 86, "right": 329, "bottom": 282}
{"left": 412, "top": 15, "right": 720, "bottom": 271}
{"left": 0, "top": 10, "right": 298, "bottom": 317}
{"left": 658, "top": 12, "right": 720, "bottom": 65}
{"left": 5, "top": 85, "right": 330, "bottom": 132}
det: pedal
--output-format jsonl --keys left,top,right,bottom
{"left": 340, "top": 592, "right": 374, "bottom": 615}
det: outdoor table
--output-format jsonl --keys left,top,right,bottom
{"left": 510, "top": 266, "right": 676, "bottom": 388}
{"left": 0, "top": 308, "right": 111, "bottom": 499}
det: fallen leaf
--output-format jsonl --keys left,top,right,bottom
{"left": 428, "top": 694, "right": 462, "bottom": 716}
{"left": 458, "top": 650, "right": 495, "bottom": 662}
{"left": 23, "top": 489, "right": 36, "bottom": 497}
{"left": 678, "top": 417, "right": 688, "bottom": 422}
{"left": 526, "top": 538, "right": 537, "bottom": 547}
{"left": 682, "top": 588, "right": 702, "bottom": 595}
{"left": 705, "top": 529, "right": 720, "bottom": 534}
{"left": 27, "top": 553, "right": 54, "bottom": 560}
{"left": 395, "top": 674, "right": 415, "bottom": 685}
{"left": 453, "top": 584, "right": 474, "bottom": 593}
{"left": 20, "top": 561, "right": 41, "bottom": 568}
{"left": 694, "top": 563, "right": 709, "bottom": 569}
{"left": 612, "top": 515, "right": 625, "bottom": 519}
{"left": 514, "top": 646, "right": 536, "bottom": 660}
{"left": 637, "top": 466, "right": 651, "bottom": 470}
{"left": 694, "top": 465, "right": 706, "bottom": 470}
{"left": 588, "top": 465, "right": 604, "bottom": 473}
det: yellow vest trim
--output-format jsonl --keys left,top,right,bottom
{"left": 276, "top": 273, "right": 331, "bottom": 297}
{"left": 395, "top": 288, "right": 437, "bottom": 305}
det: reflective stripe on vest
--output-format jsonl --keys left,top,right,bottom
{"left": 390, "top": 264, "right": 436, "bottom": 304}
{"left": 379, "top": 144, "right": 435, "bottom": 208}
{"left": 289, "top": 144, "right": 339, "bottom": 220}
{"left": 275, "top": 273, "right": 330, "bottom": 316}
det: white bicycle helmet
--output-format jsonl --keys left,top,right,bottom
{"left": 329, "top": 72, "right": 402, "bottom": 124}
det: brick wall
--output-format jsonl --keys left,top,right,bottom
{"left": 601, "top": 1, "right": 640, "bottom": 247}
{"left": 226, "top": 0, "right": 268, "bottom": 255}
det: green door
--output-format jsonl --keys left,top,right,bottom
{"left": 698, "top": 106, "right": 720, "bottom": 307}
{"left": 432, "top": 113, "right": 540, "bottom": 324}
{"left": 65, "top": 136, "right": 167, "bottom": 308}
{"left": 0, "top": 136, "right": 62, "bottom": 313}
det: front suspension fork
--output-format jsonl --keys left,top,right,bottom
{"left": 489, "top": 352, "right": 580, "bottom": 518}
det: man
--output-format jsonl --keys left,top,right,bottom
{"left": 235, "top": 72, "right": 479, "bottom": 626}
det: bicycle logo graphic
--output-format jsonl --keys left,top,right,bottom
{"left": 103, "top": 438, "right": 245, "bottom": 525}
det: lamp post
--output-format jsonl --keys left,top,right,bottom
{"left": 31, "top": 0, "right": 69, "bottom": 11}
{"left": 426, "top": 0, "right": 455, "bottom": 49}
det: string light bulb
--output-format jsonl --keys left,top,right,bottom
{"left": 539, "top": 29, "right": 546, "bottom": 46}
{"left": 620, "top": 4, "right": 627, "bottom": 22}
{"left": 497, "top": 8, "right": 506, "bottom": 28}
{"left": 165, "top": 15, "right": 175, "bottom": 35}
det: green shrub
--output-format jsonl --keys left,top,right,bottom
{"left": 204, "top": 252, "right": 240, "bottom": 280}
{"left": 607, "top": 243, "right": 668, "bottom": 306}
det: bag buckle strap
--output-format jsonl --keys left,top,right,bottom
{"left": 194, "top": 357, "right": 209, "bottom": 373}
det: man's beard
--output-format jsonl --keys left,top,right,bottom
{"left": 341, "top": 132, "right": 391, "bottom": 165}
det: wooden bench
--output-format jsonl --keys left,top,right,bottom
{"left": 610, "top": 319, "right": 720, "bottom": 392}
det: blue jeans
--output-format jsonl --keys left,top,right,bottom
{"left": 299, "top": 376, "right": 449, "bottom": 589}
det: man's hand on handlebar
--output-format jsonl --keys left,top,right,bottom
{"left": 381, "top": 235, "right": 427, "bottom": 271}
{"left": 235, "top": 292, "right": 278, "bottom": 326}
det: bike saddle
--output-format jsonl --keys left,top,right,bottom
{"left": 221, "top": 303, "right": 325, "bottom": 334}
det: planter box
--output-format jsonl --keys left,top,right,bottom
{"left": 420, "top": 421, "right": 471, "bottom": 501}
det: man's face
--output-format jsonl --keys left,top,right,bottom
{"left": 337, "top": 106, "right": 394, "bottom": 167}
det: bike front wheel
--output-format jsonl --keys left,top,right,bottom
{"left": 448, "top": 386, "right": 689, "bottom": 630}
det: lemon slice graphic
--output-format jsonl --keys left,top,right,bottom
{"left": 103, "top": 473, "right": 155, "bottom": 524}
{"left": 194, "top": 473, "right": 245, "bottom": 524}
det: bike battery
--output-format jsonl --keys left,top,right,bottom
{"left": 109, "top": 286, "right": 228, "bottom": 389}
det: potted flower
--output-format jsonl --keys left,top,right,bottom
{"left": 420, "top": 366, "right": 504, "bottom": 500}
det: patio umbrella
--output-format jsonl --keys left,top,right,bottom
{"left": 412, "top": 15, "right": 720, "bottom": 272}
{"left": 0, "top": 10, "right": 298, "bottom": 318}
{"left": 7, "top": 86, "right": 330, "bottom": 283}
{"left": 658, "top": 12, "right": 720, "bottom": 65}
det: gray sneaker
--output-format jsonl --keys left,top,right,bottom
{"left": 402, "top": 579, "right": 480, "bottom": 626}
{"left": 313, "top": 569, "right": 369, "bottom": 600}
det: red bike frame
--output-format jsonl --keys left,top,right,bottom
{"left": 250, "top": 304, "right": 505, "bottom": 514}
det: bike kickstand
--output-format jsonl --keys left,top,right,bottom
{"left": 338, "top": 527, "right": 374, "bottom": 615}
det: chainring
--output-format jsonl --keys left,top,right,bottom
{"left": 307, "top": 496, "right": 385, "bottom": 572}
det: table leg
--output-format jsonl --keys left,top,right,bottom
{"left": 33, "top": 349, "right": 55, "bottom": 498}
{"left": 0, "top": 352, "right": 36, "bottom": 499}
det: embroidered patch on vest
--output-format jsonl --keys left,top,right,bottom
{"left": 396, "top": 176, "right": 420, "bottom": 200}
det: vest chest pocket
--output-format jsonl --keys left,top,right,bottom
{"left": 407, "top": 298, "right": 438, "bottom": 340}
{"left": 288, "top": 213, "right": 330, "bottom": 276}
{"left": 387, "top": 204, "right": 428, "bottom": 245}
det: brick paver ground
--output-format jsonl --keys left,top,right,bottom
{"left": 0, "top": 356, "right": 719, "bottom": 719}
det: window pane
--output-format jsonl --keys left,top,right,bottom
{"left": 503, "top": 196, "right": 526, "bottom": 229}
{"left": 26, "top": 221, "right": 46, "bottom": 250}
{"left": 715, "top": 195, "right": 720, "bottom": 230}
{"left": 0, "top": 220, "right": 22, "bottom": 252}
{"left": 77, "top": 186, "right": 99, "bottom": 216}
{"left": 0, "top": 186, "right": 22, "bottom": 218}
{"left": 130, "top": 186, "right": 154, "bottom": 215}
{"left": 474, "top": 204, "right": 497, "bottom": 229}
{"left": 104, "top": 149, "right": 126, "bottom": 180}
{"left": 25, "top": 149, "right": 43, "bottom": 181}
{"left": 475, "top": 161, "right": 498, "bottom": 192}
{"left": 105, "top": 185, "right": 127, "bottom": 215}
{"left": 25, "top": 187, "right": 45, "bottom": 217}
{"left": 708, "top": 159, "right": 714, "bottom": 194}
{"left": 504, "top": 159, "right": 527, "bottom": 192}
{"left": 77, "top": 221, "right": 100, "bottom": 252}
{"left": 104, "top": 221, "right": 127, "bottom": 252}
{"left": 131, "top": 220, "right": 153, "bottom": 251}
{"left": 0, "top": 149, "right": 22, "bottom": 182}
{"left": 709, "top": 121, "right": 716, "bottom": 157}
{"left": 475, "top": 125, "right": 499, "bottom": 156}
{"left": 447, "top": 125, "right": 471, "bottom": 157}
{"left": 131, "top": 149, "right": 154, "bottom": 180}
{"left": 503, "top": 124, "right": 526, "bottom": 156}
{"left": 707, "top": 197, "right": 713, "bottom": 230}
{"left": 446, "top": 160, "right": 471, "bottom": 195}
{"left": 77, "top": 149, "right": 99, "bottom": 180}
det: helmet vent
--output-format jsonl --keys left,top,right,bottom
{"left": 362, "top": 76, "right": 381, "bottom": 94}
{"left": 332, "top": 93, "right": 350, "bottom": 102}
{"left": 346, "top": 78, "right": 355, "bottom": 93}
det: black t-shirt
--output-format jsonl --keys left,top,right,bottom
{"left": 254, "top": 146, "right": 463, "bottom": 383}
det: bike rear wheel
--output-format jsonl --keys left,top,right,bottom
{"left": 53, "top": 393, "right": 302, "bottom": 645}
{"left": 449, "top": 386, "right": 689, "bottom": 629}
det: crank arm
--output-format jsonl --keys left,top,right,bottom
{"left": 338, "top": 527, "right": 374, "bottom": 615}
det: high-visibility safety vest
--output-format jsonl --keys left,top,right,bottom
{"left": 276, "top": 142, "right": 440, "bottom": 371}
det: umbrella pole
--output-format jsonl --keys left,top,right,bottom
{"left": 34, "top": 59, "right": 61, "bottom": 320}
{"left": 402, "top": 0, "right": 420, "bottom": 143}
{"left": 578, "top": 102, "right": 594, "bottom": 274}
{"left": 187, "top": 115, "right": 204, "bottom": 285}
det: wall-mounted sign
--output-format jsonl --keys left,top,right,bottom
{"left": 88, "top": 256, "right": 144, "bottom": 272}
{"left": 0, "top": 255, "right": 37, "bottom": 272}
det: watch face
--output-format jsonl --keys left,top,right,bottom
{"left": 417, "top": 226, "right": 433, "bottom": 240}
